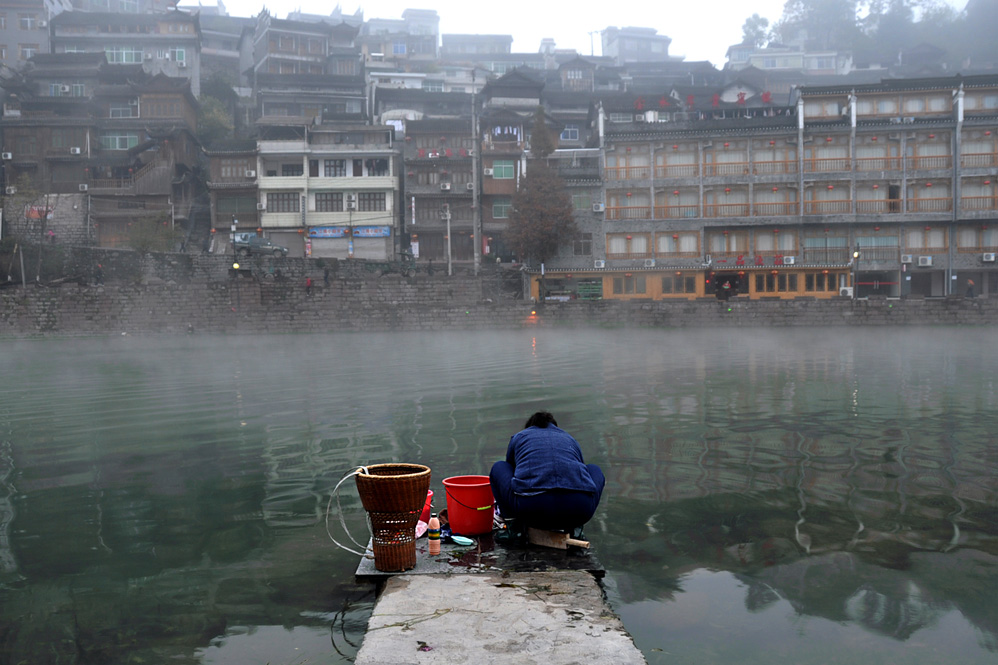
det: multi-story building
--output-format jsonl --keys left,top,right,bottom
{"left": 254, "top": 119, "right": 400, "bottom": 259}
{"left": 1, "top": 52, "right": 199, "bottom": 247}
{"left": 601, "top": 26, "right": 673, "bottom": 66}
{"left": 205, "top": 137, "right": 256, "bottom": 252}
{"left": 401, "top": 117, "right": 475, "bottom": 264}
{"left": 358, "top": 8, "right": 438, "bottom": 66}
{"left": 0, "top": 0, "right": 70, "bottom": 68}
{"left": 69, "top": 0, "right": 177, "bottom": 12}
{"left": 49, "top": 9, "right": 201, "bottom": 97}
{"left": 526, "top": 74, "right": 998, "bottom": 301}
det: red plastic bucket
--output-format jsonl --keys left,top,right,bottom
{"left": 442, "top": 475, "right": 494, "bottom": 535}
{"left": 419, "top": 489, "right": 434, "bottom": 523}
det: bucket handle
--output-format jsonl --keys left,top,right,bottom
{"left": 324, "top": 466, "right": 375, "bottom": 559}
{"left": 445, "top": 488, "right": 493, "bottom": 513}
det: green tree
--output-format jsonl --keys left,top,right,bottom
{"left": 506, "top": 109, "right": 575, "bottom": 265}
{"left": 742, "top": 13, "right": 770, "bottom": 48}
{"left": 772, "top": 0, "right": 861, "bottom": 50}
{"left": 198, "top": 95, "right": 234, "bottom": 146}
{"left": 128, "top": 212, "right": 181, "bottom": 254}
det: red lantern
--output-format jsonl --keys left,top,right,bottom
{"left": 673, "top": 190, "right": 680, "bottom": 196}
{"left": 723, "top": 230, "right": 729, "bottom": 236}
{"left": 210, "top": 228, "right": 216, "bottom": 234}
{"left": 257, "top": 227, "right": 263, "bottom": 233}
{"left": 985, "top": 180, "right": 992, "bottom": 185}
{"left": 625, "top": 273, "right": 632, "bottom": 277}
{"left": 723, "top": 142, "right": 730, "bottom": 148}
{"left": 874, "top": 226, "right": 880, "bottom": 232}
{"left": 626, "top": 235, "right": 632, "bottom": 240}
{"left": 297, "top": 228, "right": 304, "bottom": 234}
{"left": 871, "top": 136, "right": 878, "bottom": 141}
{"left": 626, "top": 146, "right": 631, "bottom": 152}
{"left": 769, "top": 140, "right": 775, "bottom": 145}
{"left": 826, "top": 137, "right": 833, "bottom": 142}
{"left": 405, "top": 136, "right": 412, "bottom": 142}
{"left": 827, "top": 185, "right": 834, "bottom": 190}
{"left": 724, "top": 187, "right": 731, "bottom": 193}
{"left": 929, "top": 134, "right": 935, "bottom": 139}
{"left": 987, "top": 131, "right": 993, "bottom": 136}
{"left": 772, "top": 186, "right": 778, "bottom": 192}
{"left": 672, "top": 233, "right": 679, "bottom": 239}
{"left": 773, "top": 228, "right": 779, "bottom": 234}
{"left": 626, "top": 192, "right": 632, "bottom": 197}
{"left": 672, "top": 144, "right": 678, "bottom": 150}
{"left": 873, "top": 184, "right": 880, "bottom": 189}
{"left": 926, "top": 182, "right": 932, "bottom": 187}
{"left": 925, "top": 226, "right": 932, "bottom": 231}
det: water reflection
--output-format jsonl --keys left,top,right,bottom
{"left": 0, "top": 330, "right": 996, "bottom": 664}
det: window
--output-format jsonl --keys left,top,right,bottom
{"left": 492, "top": 160, "right": 515, "bottom": 179}
{"left": 324, "top": 159, "right": 346, "bottom": 177}
{"left": 220, "top": 159, "right": 249, "bottom": 178}
{"left": 805, "top": 272, "right": 835, "bottom": 292}
{"left": 906, "top": 228, "right": 946, "bottom": 250}
{"left": 573, "top": 233, "right": 592, "bottom": 256}
{"left": 572, "top": 192, "right": 592, "bottom": 210}
{"left": 560, "top": 124, "right": 579, "bottom": 141}
{"left": 18, "top": 14, "right": 36, "bottom": 30}
{"left": 358, "top": 192, "right": 386, "bottom": 211}
{"left": 52, "top": 129, "right": 83, "bottom": 149}
{"left": 281, "top": 163, "right": 304, "bottom": 177}
{"left": 393, "top": 41, "right": 406, "bottom": 55}
{"left": 755, "top": 272, "right": 797, "bottom": 293}
{"left": 99, "top": 132, "right": 138, "bottom": 150}
{"left": 0, "top": 15, "right": 6, "bottom": 30}
{"left": 217, "top": 196, "right": 257, "bottom": 214}
{"left": 612, "top": 275, "right": 646, "bottom": 295}
{"left": 109, "top": 104, "right": 134, "bottom": 118}
{"left": 609, "top": 113, "right": 632, "bottom": 122}
{"left": 566, "top": 69, "right": 583, "bottom": 79}
{"left": 662, "top": 275, "right": 696, "bottom": 294}
{"left": 492, "top": 197, "right": 512, "bottom": 219}
{"left": 105, "top": 46, "right": 142, "bottom": 63}
{"left": 72, "top": 83, "right": 85, "bottom": 97}
{"left": 15, "top": 134, "right": 37, "bottom": 154}
{"left": 0, "top": 45, "right": 5, "bottom": 60}
{"left": 266, "top": 192, "right": 300, "bottom": 212}
{"left": 169, "top": 47, "right": 185, "bottom": 62}
{"left": 120, "top": 0, "right": 138, "bottom": 11}
{"left": 19, "top": 44, "right": 38, "bottom": 60}
{"left": 315, "top": 192, "right": 343, "bottom": 212}
{"left": 63, "top": 44, "right": 86, "bottom": 54}
{"left": 422, "top": 81, "right": 443, "bottom": 92}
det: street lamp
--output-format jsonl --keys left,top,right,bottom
{"left": 852, "top": 246, "right": 860, "bottom": 298}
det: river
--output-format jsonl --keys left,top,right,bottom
{"left": 1, "top": 328, "right": 996, "bottom": 664}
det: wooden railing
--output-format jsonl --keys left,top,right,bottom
{"left": 908, "top": 155, "right": 952, "bottom": 170}
{"left": 654, "top": 164, "right": 698, "bottom": 178}
{"left": 753, "top": 201, "right": 798, "bottom": 216}
{"left": 855, "top": 247, "right": 901, "bottom": 261}
{"left": 753, "top": 160, "right": 797, "bottom": 175}
{"left": 962, "top": 195, "right": 998, "bottom": 210}
{"left": 803, "top": 157, "right": 851, "bottom": 172}
{"left": 802, "top": 248, "right": 851, "bottom": 264}
{"left": 703, "top": 162, "right": 750, "bottom": 176}
{"left": 605, "top": 165, "right": 651, "bottom": 180}
{"left": 606, "top": 206, "right": 652, "bottom": 220}
{"left": 961, "top": 152, "right": 998, "bottom": 168}
{"left": 89, "top": 177, "right": 134, "bottom": 190}
{"left": 856, "top": 199, "right": 902, "bottom": 213}
{"left": 703, "top": 202, "right": 750, "bottom": 217}
{"left": 804, "top": 200, "right": 851, "bottom": 214}
{"left": 906, "top": 197, "right": 952, "bottom": 212}
{"left": 654, "top": 204, "right": 699, "bottom": 218}
{"left": 606, "top": 252, "right": 653, "bottom": 260}
{"left": 855, "top": 156, "right": 902, "bottom": 171}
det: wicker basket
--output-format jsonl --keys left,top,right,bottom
{"left": 355, "top": 463, "right": 431, "bottom": 572}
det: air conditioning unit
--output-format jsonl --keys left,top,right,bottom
{"left": 177, "top": 61, "right": 187, "bottom": 69}
{"left": 466, "top": 149, "right": 475, "bottom": 157}
{"left": 256, "top": 202, "right": 266, "bottom": 210}
{"left": 79, "top": 183, "right": 88, "bottom": 192}
{"left": 38, "top": 20, "right": 47, "bottom": 27}
{"left": 592, "top": 203, "right": 605, "bottom": 212}
{"left": 346, "top": 202, "right": 357, "bottom": 210}
{"left": 59, "top": 85, "right": 71, "bottom": 93}
{"left": 483, "top": 168, "right": 494, "bottom": 176}
{"left": 5, "top": 186, "right": 16, "bottom": 195}
{"left": 438, "top": 211, "right": 451, "bottom": 220}
{"left": 346, "top": 194, "right": 357, "bottom": 202}
{"left": 889, "top": 117, "right": 902, "bottom": 124}
{"left": 643, "top": 258, "right": 656, "bottom": 268}
{"left": 2, "top": 152, "right": 12, "bottom": 160}
{"left": 465, "top": 182, "right": 474, "bottom": 190}
{"left": 440, "top": 182, "right": 451, "bottom": 191}
{"left": 901, "top": 254, "right": 913, "bottom": 264}
{"left": 917, "top": 256, "right": 932, "bottom": 267}
{"left": 129, "top": 99, "right": 139, "bottom": 106}
{"left": 840, "top": 286, "right": 854, "bottom": 297}
{"left": 144, "top": 53, "right": 153, "bottom": 61}
{"left": 984, "top": 252, "right": 996, "bottom": 262}
{"left": 594, "top": 260, "right": 605, "bottom": 269}
{"left": 70, "top": 146, "right": 82, "bottom": 155}
{"left": 783, "top": 256, "right": 796, "bottom": 265}
{"left": 902, "top": 116, "right": 915, "bottom": 124}
{"left": 245, "top": 170, "right": 256, "bottom": 178}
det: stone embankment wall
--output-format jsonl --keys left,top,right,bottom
{"left": 3, "top": 276, "right": 997, "bottom": 337}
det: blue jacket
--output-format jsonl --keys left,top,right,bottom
{"left": 506, "top": 425, "right": 598, "bottom": 495}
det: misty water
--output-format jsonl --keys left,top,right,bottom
{"left": 1, "top": 328, "right": 997, "bottom": 665}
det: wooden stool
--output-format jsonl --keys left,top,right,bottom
{"left": 527, "top": 527, "right": 590, "bottom": 550}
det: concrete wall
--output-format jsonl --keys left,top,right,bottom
{"left": 2, "top": 269, "right": 997, "bottom": 337}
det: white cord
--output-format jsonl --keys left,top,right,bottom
{"left": 325, "top": 466, "right": 374, "bottom": 559}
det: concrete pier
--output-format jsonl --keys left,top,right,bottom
{"left": 354, "top": 538, "right": 647, "bottom": 665}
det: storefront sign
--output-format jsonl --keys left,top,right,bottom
{"left": 308, "top": 227, "right": 349, "bottom": 238}
{"left": 352, "top": 226, "right": 391, "bottom": 238}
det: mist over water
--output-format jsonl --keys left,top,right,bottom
{"left": 1, "top": 329, "right": 997, "bottom": 664}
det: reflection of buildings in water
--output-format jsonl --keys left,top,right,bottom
{"left": 0, "top": 440, "right": 17, "bottom": 575}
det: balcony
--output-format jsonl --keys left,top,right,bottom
{"left": 605, "top": 165, "right": 651, "bottom": 180}
{"left": 753, "top": 160, "right": 797, "bottom": 175}
{"left": 480, "top": 139, "right": 523, "bottom": 153}
{"left": 856, "top": 199, "right": 902, "bottom": 213}
{"left": 606, "top": 206, "right": 652, "bottom": 220}
{"left": 655, "top": 164, "right": 697, "bottom": 178}
{"left": 801, "top": 247, "right": 851, "bottom": 264}
{"left": 908, "top": 155, "right": 952, "bottom": 170}
{"left": 854, "top": 247, "right": 900, "bottom": 262}
{"left": 906, "top": 197, "right": 952, "bottom": 213}
{"left": 703, "top": 202, "right": 750, "bottom": 217}
{"left": 856, "top": 156, "right": 901, "bottom": 171}
{"left": 804, "top": 200, "right": 851, "bottom": 215}
{"left": 803, "top": 157, "right": 850, "bottom": 173}
{"left": 703, "top": 162, "right": 750, "bottom": 177}
{"left": 961, "top": 195, "right": 998, "bottom": 211}
{"left": 654, "top": 204, "right": 699, "bottom": 218}
{"left": 753, "top": 201, "right": 798, "bottom": 216}
{"left": 961, "top": 152, "right": 997, "bottom": 168}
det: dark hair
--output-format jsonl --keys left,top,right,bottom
{"left": 525, "top": 411, "right": 557, "bottom": 429}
